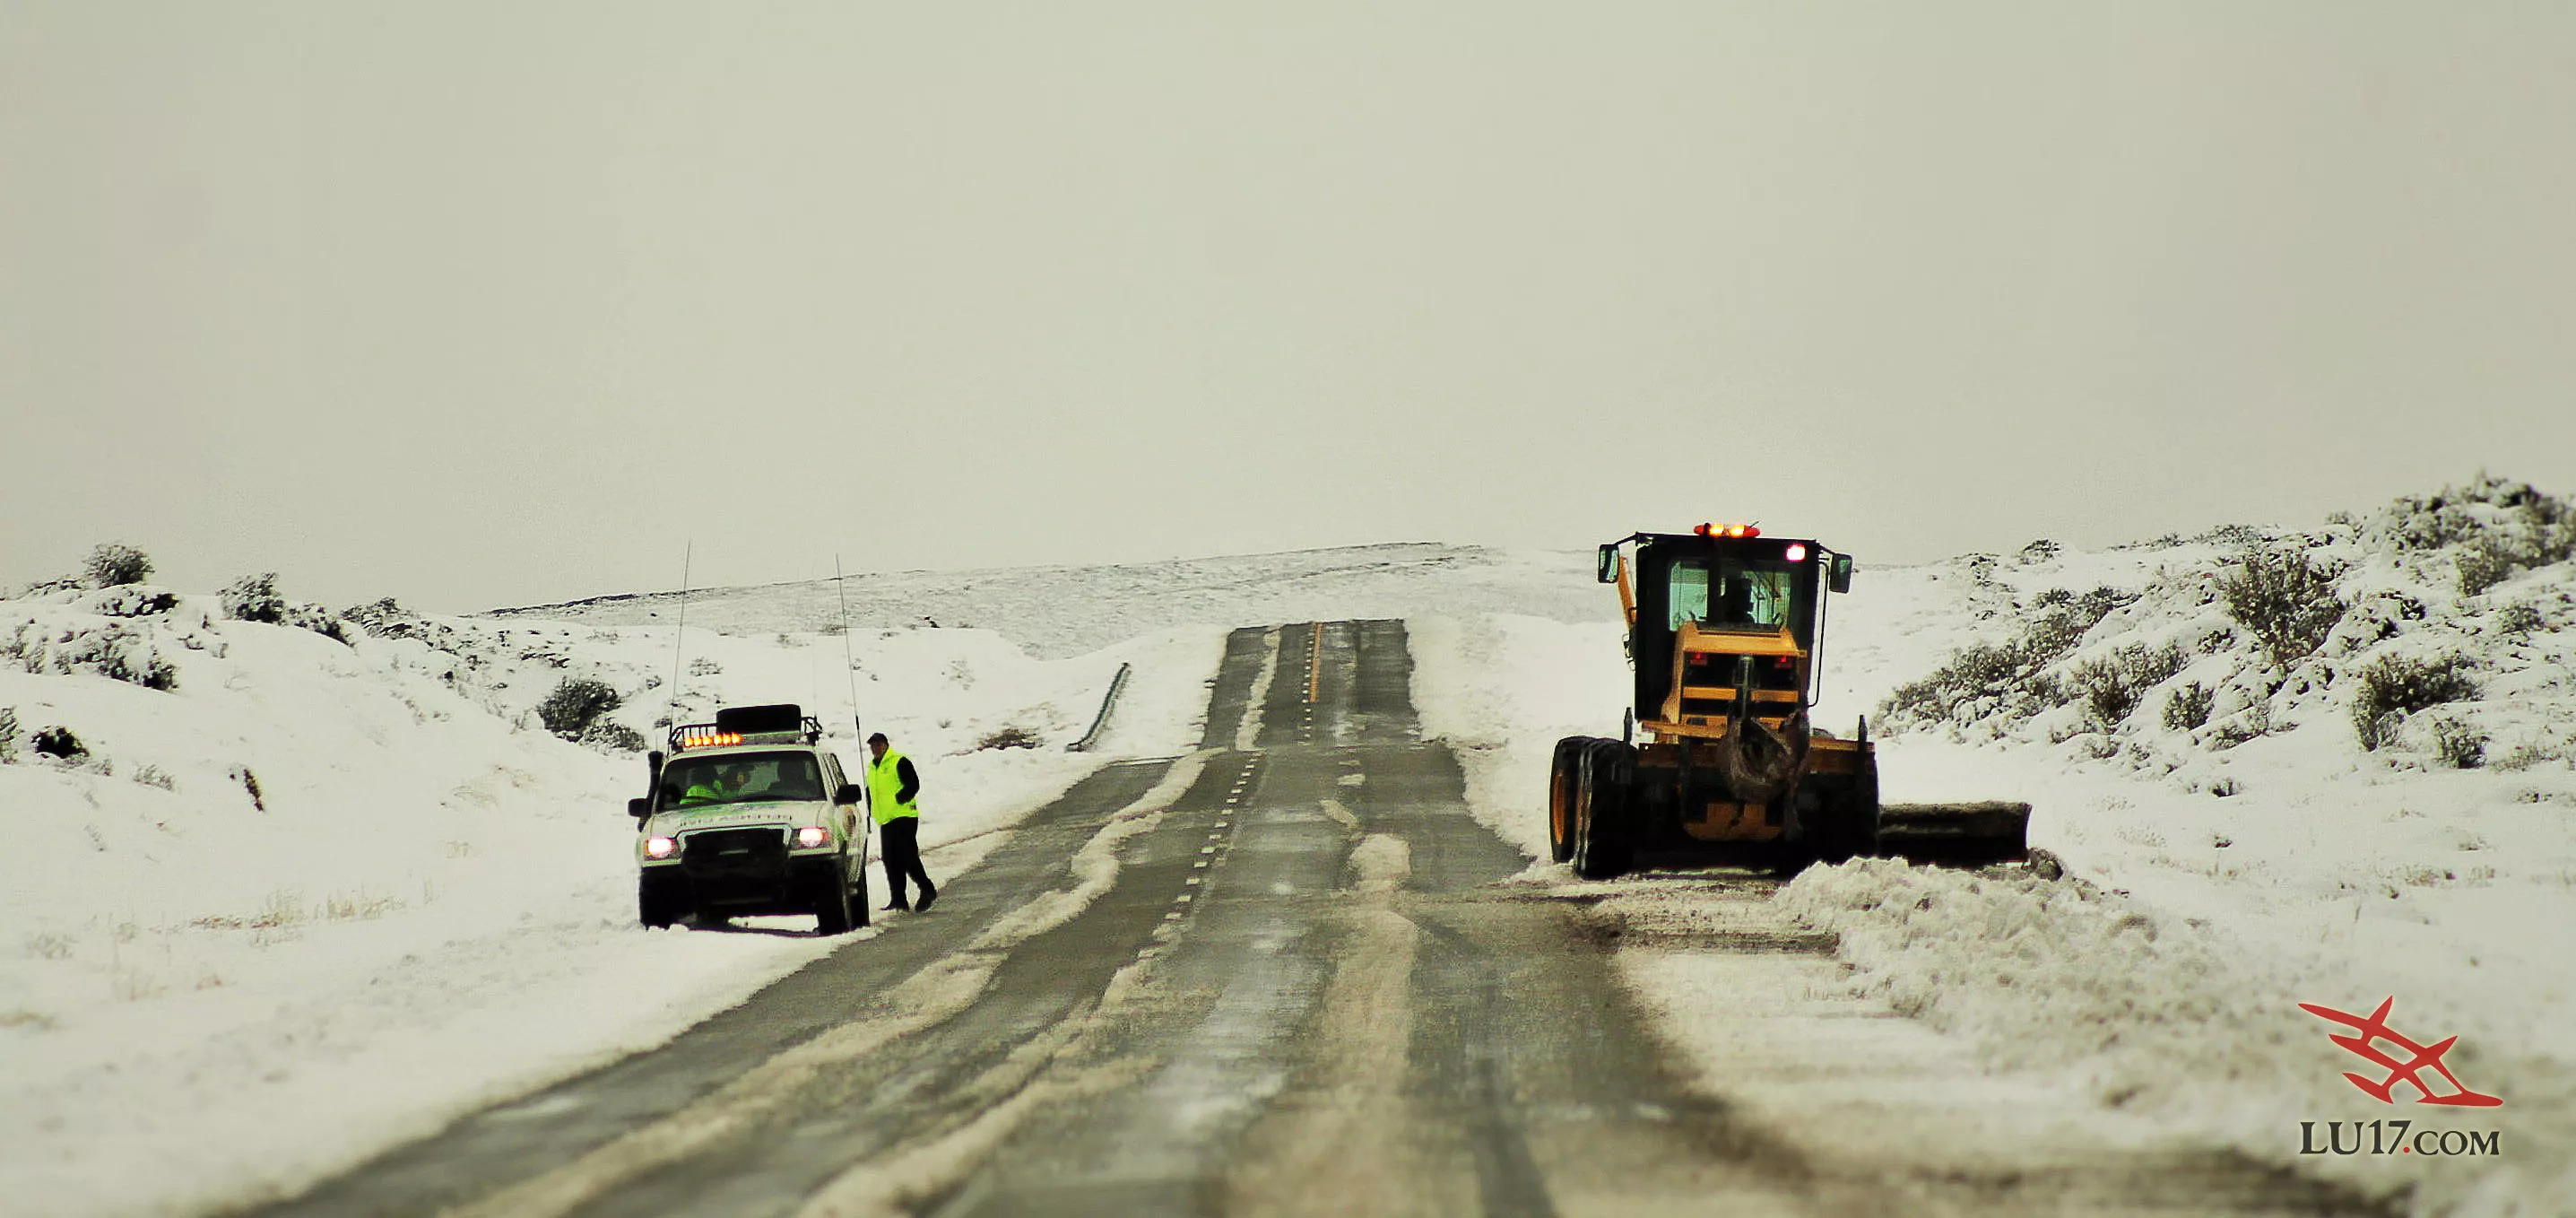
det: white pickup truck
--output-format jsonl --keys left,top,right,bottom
{"left": 629, "top": 704, "right": 870, "bottom": 933}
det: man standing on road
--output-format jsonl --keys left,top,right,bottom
{"left": 868, "top": 732, "right": 937, "bottom": 912}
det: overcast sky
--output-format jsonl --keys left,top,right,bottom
{"left": 4, "top": 3, "right": 2572, "bottom": 612}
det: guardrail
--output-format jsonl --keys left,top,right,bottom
{"left": 1066, "top": 662, "right": 1132, "bottom": 753}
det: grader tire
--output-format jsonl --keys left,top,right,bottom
{"left": 1547, "top": 736, "right": 1588, "bottom": 864}
{"left": 1572, "top": 739, "right": 1635, "bottom": 880}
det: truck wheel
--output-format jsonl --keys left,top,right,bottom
{"left": 1573, "top": 740, "right": 1635, "bottom": 880}
{"left": 812, "top": 861, "right": 854, "bottom": 935}
{"left": 1547, "top": 736, "right": 1588, "bottom": 864}
{"left": 637, "top": 872, "right": 683, "bottom": 929}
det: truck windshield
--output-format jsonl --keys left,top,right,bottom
{"left": 1668, "top": 560, "right": 1794, "bottom": 631}
{"left": 660, "top": 753, "right": 823, "bottom": 807}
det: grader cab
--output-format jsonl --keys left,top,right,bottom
{"left": 1549, "top": 525, "right": 2029, "bottom": 878}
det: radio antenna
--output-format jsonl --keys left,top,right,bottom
{"left": 664, "top": 539, "right": 693, "bottom": 731}
{"left": 834, "top": 554, "right": 863, "bottom": 743}
{"left": 835, "top": 554, "right": 872, "bottom": 873}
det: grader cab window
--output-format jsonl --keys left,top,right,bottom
{"left": 1667, "top": 561, "right": 1792, "bottom": 631}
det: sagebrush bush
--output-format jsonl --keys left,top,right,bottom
{"left": 1878, "top": 588, "right": 2129, "bottom": 731}
{"left": 2494, "top": 601, "right": 2546, "bottom": 639}
{"left": 976, "top": 726, "right": 1041, "bottom": 751}
{"left": 2427, "top": 715, "right": 2487, "bottom": 770}
{"left": 101, "top": 645, "right": 179, "bottom": 692}
{"left": 536, "top": 678, "right": 622, "bottom": 740}
{"left": 84, "top": 544, "right": 153, "bottom": 587}
{"left": 2216, "top": 548, "right": 2345, "bottom": 673}
{"left": 221, "top": 573, "right": 287, "bottom": 623}
{"left": 2351, "top": 655, "right": 2480, "bottom": 751}
{"left": 2383, "top": 477, "right": 2575, "bottom": 558}
{"left": 2163, "top": 681, "right": 2216, "bottom": 732}
{"left": 2067, "top": 644, "right": 2188, "bottom": 729}
{"left": 32, "top": 726, "right": 84, "bottom": 760}
{"left": 2457, "top": 543, "right": 2517, "bottom": 597}
{"left": 580, "top": 721, "right": 649, "bottom": 753}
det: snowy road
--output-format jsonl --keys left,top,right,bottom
{"left": 243, "top": 622, "right": 2388, "bottom": 1217}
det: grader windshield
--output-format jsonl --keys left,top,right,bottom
{"left": 1667, "top": 561, "right": 1797, "bottom": 632}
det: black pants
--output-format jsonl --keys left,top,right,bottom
{"left": 879, "top": 816, "right": 935, "bottom": 909}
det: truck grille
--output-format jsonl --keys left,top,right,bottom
{"left": 681, "top": 828, "right": 790, "bottom": 879}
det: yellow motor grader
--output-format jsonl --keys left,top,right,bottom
{"left": 1550, "top": 524, "right": 2029, "bottom": 878}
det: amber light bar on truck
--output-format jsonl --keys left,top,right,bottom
{"left": 666, "top": 705, "right": 827, "bottom": 753}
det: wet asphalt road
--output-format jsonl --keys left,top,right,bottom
{"left": 242, "top": 622, "right": 2386, "bottom": 1218}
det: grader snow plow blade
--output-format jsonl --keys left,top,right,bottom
{"left": 1871, "top": 802, "right": 2030, "bottom": 866}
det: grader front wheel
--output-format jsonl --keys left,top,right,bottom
{"left": 1547, "top": 736, "right": 1587, "bottom": 864}
{"left": 1572, "top": 739, "right": 1635, "bottom": 880}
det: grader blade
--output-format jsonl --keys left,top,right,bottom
{"left": 1871, "top": 802, "right": 2031, "bottom": 866}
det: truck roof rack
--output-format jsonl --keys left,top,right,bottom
{"left": 669, "top": 703, "right": 824, "bottom": 753}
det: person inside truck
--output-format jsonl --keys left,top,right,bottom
{"left": 674, "top": 762, "right": 752, "bottom": 806}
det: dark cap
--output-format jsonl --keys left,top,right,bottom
{"left": 866, "top": 732, "right": 889, "bottom": 745}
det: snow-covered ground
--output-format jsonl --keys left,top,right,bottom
{"left": 0, "top": 583, "right": 1210, "bottom": 1216}
{"left": 12, "top": 501, "right": 2572, "bottom": 1216}
{"left": 1409, "top": 483, "right": 2576, "bottom": 1215}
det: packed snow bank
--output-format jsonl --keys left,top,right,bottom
{"left": 1782, "top": 860, "right": 2568, "bottom": 1214}
{"left": 0, "top": 582, "right": 1210, "bottom": 1217}
{"left": 1406, "top": 613, "right": 1623, "bottom": 865}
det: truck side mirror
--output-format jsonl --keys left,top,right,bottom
{"left": 835, "top": 783, "right": 865, "bottom": 806}
{"left": 1830, "top": 553, "right": 1854, "bottom": 594}
{"left": 1596, "top": 544, "right": 1619, "bottom": 584}
{"left": 628, "top": 796, "right": 651, "bottom": 819}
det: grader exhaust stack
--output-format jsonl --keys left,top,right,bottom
{"left": 1547, "top": 526, "right": 2029, "bottom": 878}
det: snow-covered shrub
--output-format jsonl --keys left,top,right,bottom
{"left": 89, "top": 587, "right": 177, "bottom": 618}
{"left": 339, "top": 597, "right": 406, "bottom": 637}
{"left": 2350, "top": 655, "right": 2479, "bottom": 751}
{"left": 2457, "top": 541, "right": 2518, "bottom": 596}
{"left": 32, "top": 726, "right": 84, "bottom": 761}
{"left": 2067, "top": 643, "right": 2186, "bottom": 730}
{"left": 221, "top": 573, "right": 287, "bottom": 623}
{"left": 2379, "top": 475, "right": 2575, "bottom": 557}
{"left": 1878, "top": 587, "right": 2123, "bottom": 732}
{"left": 83, "top": 544, "right": 152, "bottom": 588}
{"left": 2215, "top": 547, "right": 2344, "bottom": 674}
{"left": 2426, "top": 714, "right": 2488, "bottom": 770}
{"left": 976, "top": 726, "right": 1041, "bottom": 751}
{"left": 132, "top": 764, "right": 177, "bottom": 790}
{"left": 2162, "top": 681, "right": 2215, "bottom": 732}
{"left": 0, "top": 707, "right": 17, "bottom": 762}
{"left": 2494, "top": 600, "right": 2546, "bottom": 640}
{"left": 11, "top": 622, "right": 183, "bottom": 691}
{"left": 535, "top": 677, "right": 621, "bottom": 740}
{"left": 2017, "top": 538, "right": 2060, "bottom": 562}
{"left": 578, "top": 721, "right": 648, "bottom": 753}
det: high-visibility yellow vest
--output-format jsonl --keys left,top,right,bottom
{"left": 867, "top": 751, "right": 919, "bottom": 826}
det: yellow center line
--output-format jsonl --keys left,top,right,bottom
{"left": 1306, "top": 622, "right": 1323, "bottom": 703}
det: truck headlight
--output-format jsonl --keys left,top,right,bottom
{"left": 645, "top": 835, "right": 678, "bottom": 859}
{"left": 794, "top": 826, "right": 829, "bottom": 848}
